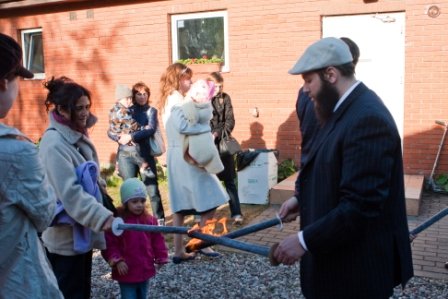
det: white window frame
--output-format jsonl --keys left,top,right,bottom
{"left": 21, "top": 28, "right": 45, "bottom": 80}
{"left": 171, "top": 11, "right": 230, "bottom": 72}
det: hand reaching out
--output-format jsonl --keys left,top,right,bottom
{"left": 118, "top": 134, "right": 132, "bottom": 145}
{"left": 116, "top": 261, "right": 129, "bottom": 276}
{"left": 278, "top": 196, "right": 300, "bottom": 223}
{"left": 102, "top": 216, "right": 115, "bottom": 231}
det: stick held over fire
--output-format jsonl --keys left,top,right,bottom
{"left": 185, "top": 216, "right": 283, "bottom": 253}
{"left": 111, "top": 217, "right": 282, "bottom": 265}
{"left": 112, "top": 217, "right": 189, "bottom": 236}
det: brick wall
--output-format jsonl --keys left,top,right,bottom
{"left": 1, "top": 0, "right": 448, "bottom": 178}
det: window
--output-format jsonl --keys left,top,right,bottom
{"left": 21, "top": 28, "right": 45, "bottom": 79}
{"left": 171, "top": 11, "right": 229, "bottom": 71}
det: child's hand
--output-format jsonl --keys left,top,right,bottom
{"left": 118, "top": 134, "right": 132, "bottom": 145}
{"left": 116, "top": 261, "right": 129, "bottom": 276}
{"left": 155, "top": 263, "right": 164, "bottom": 271}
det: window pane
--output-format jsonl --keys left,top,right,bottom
{"left": 176, "top": 17, "right": 224, "bottom": 61}
{"left": 23, "top": 30, "right": 45, "bottom": 74}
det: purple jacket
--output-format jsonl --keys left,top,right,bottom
{"left": 102, "top": 214, "right": 168, "bottom": 283}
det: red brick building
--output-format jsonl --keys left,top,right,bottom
{"left": 1, "top": 0, "right": 448, "bottom": 179}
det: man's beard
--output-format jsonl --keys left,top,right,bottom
{"left": 314, "top": 79, "right": 340, "bottom": 125}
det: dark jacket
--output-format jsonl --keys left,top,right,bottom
{"left": 129, "top": 103, "right": 158, "bottom": 156}
{"left": 210, "top": 92, "right": 236, "bottom": 181}
{"left": 297, "top": 83, "right": 413, "bottom": 299}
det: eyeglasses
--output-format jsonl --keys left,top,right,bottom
{"left": 136, "top": 92, "right": 148, "bottom": 97}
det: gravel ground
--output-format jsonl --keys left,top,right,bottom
{"left": 91, "top": 250, "right": 448, "bottom": 299}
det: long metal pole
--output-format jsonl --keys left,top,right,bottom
{"left": 112, "top": 218, "right": 190, "bottom": 236}
{"left": 409, "top": 207, "right": 448, "bottom": 237}
{"left": 188, "top": 230, "right": 270, "bottom": 257}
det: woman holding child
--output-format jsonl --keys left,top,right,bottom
{"left": 159, "top": 63, "right": 228, "bottom": 263}
{"left": 110, "top": 82, "right": 165, "bottom": 225}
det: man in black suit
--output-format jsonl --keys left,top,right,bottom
{"left": 274, "top": 37, "right": 413, "bottom": 299}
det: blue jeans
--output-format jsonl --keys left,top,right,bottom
{"left": 119, "top": 280, "right": 149, "bottom": 299}
{"left": 117, "top": 145, "right": 165, "bottom": 219}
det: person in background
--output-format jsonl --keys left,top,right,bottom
{"left": 0, "top": 32, "right": 63, "bottom": 299}
{"left": 159, "top": 63, "right": 193, "bottom": 125}
{"left": 108, "top": 84, "right": 154, "bottom": 181}
{"left": 103, "top": 178, "right": 168, "bottom": 299}
{"left": 159, "top": 63, "right": 229, "bottom": 263}
{"left": 108, "top": 84, "right": 137, "bottom": 175}
{"left": 39, "top": 76, "right": 115, "bottom": 299}
{"left": 209, "top": 72, "right": 244, "bottom": 225}
{"left": 274, "top": 37, "right": 413, "bottom": 298}
{"left": 114, "top": 82, "right": 165, "bottom": 226}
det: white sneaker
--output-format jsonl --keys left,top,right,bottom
{"left": 233, "top": 215, "right": 243, "bottom": 225}
{"left": 157, "top": 219, "right": 165, "bottom": 226}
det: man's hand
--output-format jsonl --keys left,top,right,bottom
{"left": 274, "top": 234, "right": 306, "bottom": 265}
{"left": 278, "top": 196, "right": 300, "bottom": 222}
{"left": 116, "top": 261, "right": 129, "bottom": 276}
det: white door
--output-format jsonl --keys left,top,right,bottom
{"left": 323, "top": 13, "right": 405, "bottom": 139}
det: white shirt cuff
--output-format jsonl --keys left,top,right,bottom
{"left": 298, "top": 231, "right": 308, "bottom": 251}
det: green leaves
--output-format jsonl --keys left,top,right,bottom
{"left": 435, "top": 174, "right": 448, "bottom": 191}
{"left": 277, "top": 159, "right": 298, "bottom": 182}
{"left": 177, "top": 57, "right": 224, "bottom": 65}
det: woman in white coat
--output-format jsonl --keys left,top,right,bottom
{"left": 0, "top": 33, "right": 63, "bottom": 298}
{"left": 159, "top": 63, "right": 228, "bottom": 263}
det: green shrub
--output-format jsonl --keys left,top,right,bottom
{"left": 106, "top": 175, "right": 122, "bottom": 188}
{"left": 277, "top": 159, "right": 298, "bottom": 182}
{"left": 435, "top": 174, "right": 448, "bottom": 192}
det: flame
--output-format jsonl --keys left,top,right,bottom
{"left": 185, "top": 217, "right": 228, "bottom": 252}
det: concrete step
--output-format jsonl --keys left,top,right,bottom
{"left": 404, "top": 174, "right": 425, "bottom": 216}
{"left": 269, "top": 172, "right": 298, "bottom": 205}
{"left": 269, "top": 172, "right": 425, "bottom": 216}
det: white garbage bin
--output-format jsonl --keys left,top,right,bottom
{"left": 238, "top": 151, "right": 278, "bottom": 204}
